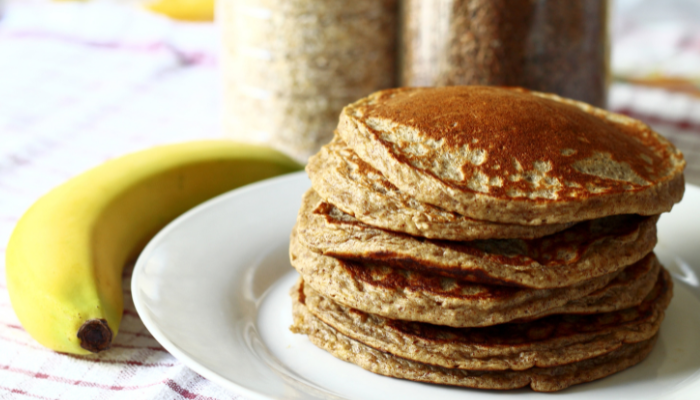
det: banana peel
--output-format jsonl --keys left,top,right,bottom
{"left": 5, "top": 141, "right": 302, "bottom": 354}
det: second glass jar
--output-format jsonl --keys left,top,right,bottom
{"left": 400, "top": 0, "right": 609, "bottom": 107}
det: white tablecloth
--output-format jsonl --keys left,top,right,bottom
{"left": 0, "top": 2, "right": 699, "bottom": 399}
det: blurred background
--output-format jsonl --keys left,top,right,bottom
{"left": 0, "top": 0, "right": 699, "bottom": 397}
{"left": 1, "top": 0, "right": 699, "bottom": 180}
{"left": 1, "top": 0, "right": 699, "bottom": 175}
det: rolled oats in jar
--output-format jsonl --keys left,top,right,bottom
{"left": 219, "top": 0, "right": 398, "bottom": 162}
{"left": 401, "top": 0, "right": 609, "bottom": 107}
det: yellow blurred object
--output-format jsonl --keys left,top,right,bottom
{"left": 147, "top": 0, "right": 215, "bottom": 22}
{"left": 619, "top": 76, "right": 700, "bottom": 98}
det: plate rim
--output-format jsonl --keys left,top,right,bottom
{"left": 132, "top": 171, "right": 308, "bottom": 400}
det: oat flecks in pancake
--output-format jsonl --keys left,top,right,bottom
{"left": 337, "top": 86, "right": 685, "bottom": 224}
{"left": 307, "top": 136, "right": 574, "bottom": 240}
{"left": 290, "top": 227, "right": 660, "bottom": 327}
{"left": 297, "top": 189, "right": 658, "bottom": 288}
{"left": 290, "top": 289, "right": 658, "bottom": 392}
{"left": 297, "top": 267, "right": 671, "bottom": 371}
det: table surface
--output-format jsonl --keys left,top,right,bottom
{"left": 1, "top": 2, "right": 699, "bottom": 400}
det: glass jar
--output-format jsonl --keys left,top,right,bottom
{"left": 400, "top": 0, "right": 609, "bottom": 107}
{"left": 219, "top": 0, "right": 398, "bottom": 162}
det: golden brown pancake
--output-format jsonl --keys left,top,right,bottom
{"left": 297, "top": 189, "right": 658, "bottom": 288}
{"left": 307, "top": 136, "right": 574, "bottom": 240}
{"left": 337, "top": 86, "right": 685, "bottom": 225}
{"left": 291, "top": 291, "right": 658, "bottom": 392}
{"left": 296, "top": 267, "right": 671, "bottom": 371}
{"left": 290, "top": 228, "right": 660, "bottom": 327}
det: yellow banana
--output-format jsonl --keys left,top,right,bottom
{"left": 5, "top": 141, "right": 302, "bottom": 355}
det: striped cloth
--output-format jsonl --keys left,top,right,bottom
{"left": 0, "top": 3, "right": 239, "bottom": 399}
{"left": 1, "top": 2, "right": 699, "bottom": 400}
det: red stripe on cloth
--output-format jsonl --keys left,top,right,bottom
{"left": 119, "top": 330, "right": 157, "bottom": 338}
{"left": 0, "top": 385, "right": 58, "bottom": 400}
{"left": 2, "top": 322, "right": 165, "bottom": 352}
{"left": 5, "top": 154, "right": 33, "bottom": 167}
{"left": 3, "top": 322, "right": 26, "bottom": 331}
{"left": 122, "top": 309, "right": 139, "bottom": 317}
{"left": 4, "top": 322, "right": 158, "bottom": 341}
{"left": 0, "top": 364, "right": 166, "bottom": 390}
{"left": 111, "top": 343, "right": 168, "bottom": 353}
{"left": 0, "top": 333, "right": 51, "bottom": 350}
{"left": 65, "top": 354, "right": 176, "bottom": 368}
{"left": 2, "top": 32, "right": 218, "bottom": 67}
{"left": 165, "top": 379, "right": 218, "bottom": 400}
{"left": 0, "top": 334, "right": 176, "bottom": 367}
{"left": 615, "top": 108, "right": 700, "bottom": 134}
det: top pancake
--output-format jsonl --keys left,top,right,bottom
{"left": 307, "top": 136, "right": 573, "bottom": 240}
{"left": 337, "top": 86, "right": 685, "bottom": 224}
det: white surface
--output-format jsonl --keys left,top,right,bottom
{"left": 613, "top": 0, "right": 700, "bottom": 80}
{"left": 2, "top": 1, "right": 699, "bottom": 398}
{"left": 132, "top": 172, "right": 700, "bottom": 400}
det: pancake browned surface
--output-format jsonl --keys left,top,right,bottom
{"left": 337, "top": 86, "right": 685, "bottom": 225}
{"left": 307, "top": 136, "right": 574, "bottom": 240}
{"left": 290, "top": 228, "right": 660, "bottom": 327}
{"left": 297, "top": 189, "right": 658, "bottom": 288}
{"left": 296, "top": 267, "right": 671, "bottom": 371}
{"left": 291, "top": 289, "right": 658, "bottom": 392}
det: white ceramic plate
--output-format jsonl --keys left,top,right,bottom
{"left": 133, "top": 172, "right": 700, "bottom": 400}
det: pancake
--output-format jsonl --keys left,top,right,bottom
{"left": 307, "top": 136, "right": 574, "bottom": 240}
{"left": 291, "top": 292, "right": 658, "bottom": 392}
{"left": 290, "top": 230, "right": 660, "bottom": 327}
{"left": 336, "top": 86, "right": 685, "bottom": 225}
{"left": 297, "top": 189, "right": 658, "bottom": 288}
{"left": 513, "top": 255, "right": 661, "bottom": 320}
{"left": 296, "top": 267, "right": 671, "bottom": 371}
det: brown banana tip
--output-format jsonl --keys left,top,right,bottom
{"left": 77, "top": 319, "right": 113, "bottom": 353}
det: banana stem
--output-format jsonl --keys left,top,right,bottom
{"left": 77, "top": 319, "right": 113, "bottom": 353}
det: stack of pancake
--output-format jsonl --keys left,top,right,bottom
{"left": 289, "top": 86, "right": 686, "bottom": 392}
